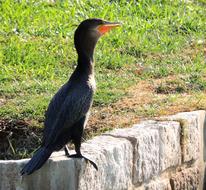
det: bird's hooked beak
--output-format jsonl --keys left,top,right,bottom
{"left": 96, "top": 21, "right": 121, "bottom": 35}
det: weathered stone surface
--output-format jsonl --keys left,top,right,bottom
{"left": 0, "top": 111, "right": 204, "bottom": 190}
{"left": 107, "top": 125, "right": 160, "bottom": 185}
{"left": 134, "top": 178, "right": 171, "bottom": 190}
{"left": 167, "top": 112, "right": 201, "bottom": 162}
{"left": 78, "top": 135, "right": 133, "bottom": 190}
{"left": 0, "top": 154, "right": 79, "bottom": 190}
{"left": 139, "top": 121, "right": 181, "bottom": 172}
{"left": 170, "top": 167, "right": 200, "bottom": 190}
{"left": 158, "top": 121, "right": 181, "bottom": 171}
{"left": 144, "top": 178, "right": 171, "bottom": 190}
{"left": 191, "top": 110, "right": 206, "bottom": 190}
{"left": 0, "top": 135, "right": 133, "bottom": 190}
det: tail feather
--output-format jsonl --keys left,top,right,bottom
{"left": 21, "top": 147, "right": 53, "bottom": 175}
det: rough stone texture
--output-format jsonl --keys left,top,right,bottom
{"left": 0, "top": 135, "right": 133, "bottom": 190}
{"left": 170, "top": 167, "right": 200, "bottom": 190}
{"left": 158, "top": 122, "right": 181, "bottom": 172}
{"left": 107, "top": 126, "right": 160, "bottom": 185}
{"left": 182, "top": 110, "right": 206, "bottom": 190}
{"left": 134, "top": 178, "right": 171, "bottom": 190}
{"left": 77, "top": 135, "right": 133, "bottom": 190}
{"left": 144, "top": 178, "right": 171, "bottom": 190}
{"left": 0, "top": 154, "right": 79, "bottom": 190}
{"left": 0, "top": 111, "right": 205, "bottom": 190}
{"left": 139, "top": 121, "right": 181, "bottom": 172}
{"left": 167, "top": 112, "right": 201, "bottom": 163}
{"left": 191, "top": 110, "right": 206, "bottom": 190}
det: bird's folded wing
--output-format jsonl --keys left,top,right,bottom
{"left": 43, "top": 90, "right": 92, "bottom": 147}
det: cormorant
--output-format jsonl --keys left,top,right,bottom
{"left": 20, "top": 18, "right": 121, "bottom": 175}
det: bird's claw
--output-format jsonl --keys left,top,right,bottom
{"left": 68, "top": 154, "right": 98, "bottom": 170}
{"left": 64, "top": 146, "right": 70, "bottom": 156}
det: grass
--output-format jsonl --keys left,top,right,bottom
{"left": 0, "top": 0, "right": 206, "bottom": 158}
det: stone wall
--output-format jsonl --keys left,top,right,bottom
{"left": 0, "top": 110, "right": 205, "bottom": 190}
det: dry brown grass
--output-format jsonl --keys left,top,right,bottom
{"left": 86, "top": 76, "right": 206, "bottom": 137}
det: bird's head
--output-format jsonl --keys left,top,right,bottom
{"left": 74, "top": 18, "right": 121, "bottom": 60}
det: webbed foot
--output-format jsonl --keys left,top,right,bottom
{"left": 68, "top": 153, "right": 98, "bottom": 171}
{"left": 64, "top": 146, "right": 70, "bottom": 156}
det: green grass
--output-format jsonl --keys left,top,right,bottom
{"left": 1, "top": 0, "right": 206, "bottom": 125}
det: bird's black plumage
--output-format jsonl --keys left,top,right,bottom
{"left": 20, "top": 18, "right": 120, "bottom": 175}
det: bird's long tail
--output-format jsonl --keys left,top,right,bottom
{"left": 20, "top": 147, "right": 53, "bottom": 175}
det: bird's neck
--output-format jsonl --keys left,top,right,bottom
{"left": 75, "top": 36, "right": 98, "bottom": 76}
{"left": 76, "top": 52, "right": 94, "bottom": 76}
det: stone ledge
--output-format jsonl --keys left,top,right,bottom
{"left": 105, "top": 125, "right": 160, "bottom": 185}
{"left": 0, "top": 136, "right": 134, "bottom": 190}
{"left": 137, "top": 121, "right": 181, "bottom": 172}
{"left": 78, "top": 135, "right": 133, "bottom": 190}
{"left": 105, "top": 120, "right": 181, "bottom": 185}
{"left": 166, "top": 111, "right": 201, "bottom": 163}
{"left": 0, "top": 111, "right": 205, "bottom": 190}
{"left": 0, "top": 153, "right": 80, "bottom": 190}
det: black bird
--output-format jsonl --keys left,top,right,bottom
{"left": 20, "top": 18, "right": 121, "bottom": 175}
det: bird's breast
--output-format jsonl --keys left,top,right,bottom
{"left": 87, "top": 74, "right": 96, "bottom": 91}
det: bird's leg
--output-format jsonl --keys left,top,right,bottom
{"left": 69, "top": 142, "right": 98, "bottom": 170}
{"left": 68, "top": 116, "right": 98, "bottom": 170}
{"left": 64, "top": 145, "right": 70, "bottom": 156}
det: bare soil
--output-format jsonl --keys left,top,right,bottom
{"left": 1, "top": 76, "right": 206, "bottom": 159}
{"left": 0, "top": 119, "right": 42, "bottom": 159}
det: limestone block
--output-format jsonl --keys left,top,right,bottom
{"left": 78, "top": 135, "right": 133, "bottom": 190}
{"left": 144, "top": 178, "right": 171, "bottom": 190}
{"left": 188, "top": 110, "right": 206, "bottom": 161}
{"left": 167, "top": 112, "right": 201, "bottom": 162}
{"left": 170, "top": 167, "right": 200, "bottom": 190}
{"left": 107, "top": 126, "right": 160, "bottom": 185}
{"left": 140, "top": 121, "right": 181, "bottom": 171}
{"left": 0, "top": 154, "right": 79, "bottom": 190}
{"left": 158, "top": 121, "right": 181, "bottom": 171}
{"left": 134, "top": 187, "right": 145, "bottom": 190}
{"left": 191, "top": 110, "right": 206, "bottom": 190}
{"left": 134, "top": 178, "right": 171, "bottom": 190}
{"left": 0, "top": 110, "right": 204, "bottom": 190}
{"left": 0, "top": 135, "right": 133, "bottom": 190}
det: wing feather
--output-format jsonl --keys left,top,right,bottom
{"left": 42, "top": 82, "right": 93, "bottom": 146}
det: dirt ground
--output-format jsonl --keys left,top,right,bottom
{"left": 1, "top": 76, "right": 206, "bottom": 159}
{"left": 87, "top": 76, "right": 206, "bottom": 133}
